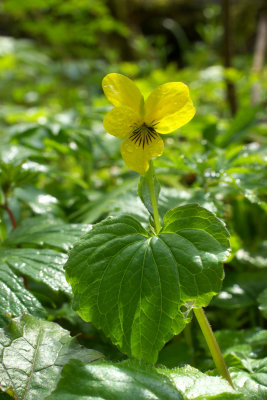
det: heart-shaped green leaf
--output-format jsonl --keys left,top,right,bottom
{"left": 65, "top": 204, "right": 230, "bottom": 363}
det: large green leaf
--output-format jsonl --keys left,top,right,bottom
{"left": 46, "top": 359, "right": 243, "bottom": 400}
{"left": 0, "top": 248, "right": 70, "bottom": 295}
{"left": 65, "top": 204, "right": 230, "bottom": 363}
{"left": 0, "top": 315, "right": 103, "bottom": 400}
{"left": 0, "top": 216, "right": 90, "bottom": 323}
{"left": 0, "top": 263, "right": 45, "bottom": 326}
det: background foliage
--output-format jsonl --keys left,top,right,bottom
{"left": 0, "top": 0, "right": 266, "bottom": 398}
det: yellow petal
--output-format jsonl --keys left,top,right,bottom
{"left": 102, "top": 73, "right": 144, "bottom": 113}
{"left": 144, "top": 82, "right": 196, "bottom": 134}
{"left": 121, "top": 132, "right": 164, "bottom": 175}
{"left": 103, "top": 106, "right": 141, "bottom": 138}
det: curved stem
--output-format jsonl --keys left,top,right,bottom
{"left": 194, "top": 307, "right": 234, "bottom": 388}
{"left": 147, "top": 161, "right": 161, "bottom": 234}
{"left": 1, "top": 201, "right": 17, "bottom": 229}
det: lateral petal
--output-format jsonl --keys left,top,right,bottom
{"left": 144, "top": 82, "right": 196, "bottom": 134}
{"left": 103, "top": 106, "right": 141, "bottom": 138}
{"left": 102, "top": 73, "right": 144, "bottom": 113}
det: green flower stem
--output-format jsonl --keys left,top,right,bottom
{"left": 147, "top": 161, "right": 161, "bottom": 234}
{"left": 193, "top": 307, "right": 234, "bottom": 388}
{"left": 147, "top": 163, "right": 233, "bottom": 387}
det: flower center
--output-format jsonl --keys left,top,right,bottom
{"left": 129, "top": 123, "right": 158, "bottom": 149}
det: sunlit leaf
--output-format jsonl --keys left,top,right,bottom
{"left": 46, "top": 359, "right": 243, "bottom": 400}
{"left": 65, "top": 204, "right": 230, "bottom": 362}
{"left": 0, "top": 315, "right": 103, "bottom": 400}
{"left": 0, "top": 263, "right": 45, "bottom": 326}
{"left": 0, "top": 248, "right": 70, "bottom": 295}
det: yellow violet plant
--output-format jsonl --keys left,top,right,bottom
{"left": 102, "top": 73, "right": 196, "bottom": 174}
{"left": 65, "top": 73, "right": 234, "bottom": 390}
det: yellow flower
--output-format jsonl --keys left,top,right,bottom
{"left": 102, "top": 73, "right": 196, "bottom": 175}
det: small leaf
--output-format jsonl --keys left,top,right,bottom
{"left": 0, "top": 315, "right": 103, "bottom": 400}
{"left": 46, "top": 359, "right": 243, "bottom": 400}
{"left": 65, "top": 205, "right": 230, "bottom": 363}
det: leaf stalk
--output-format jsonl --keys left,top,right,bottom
{"left": 147, "top": 161, "right": 161, "bottom": 234}
{"left": 193, "top": 307, "right": 234, "bottom": 388}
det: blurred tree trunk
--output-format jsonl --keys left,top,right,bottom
{"left": 251, "top": 8, "right": 267, "bottom": 105}
{"left": 222, "top": 0, "right": 238, "bottom": 116}
{"left": 109, "top": 0, "right": 142, "bottom": 60}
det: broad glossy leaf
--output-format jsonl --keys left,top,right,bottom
{"left": 0, "top": 263, "right": 45, "bottom": 326}
{"left": 46, "top": 359, "right": 243, "bottom": 400}
{"left": 0, "top": 216, "right": 89, "bottom": 321}
{"left": 4, "top": 216, "right": 91, "bottom": 251}
{"left": 0, "top": 315, "right": 103, "bottom": 400}
{"left": 65, "top": 205, "right": 230, "bottom": 362}
{"left": 231, "top": 358, "right": 267, "bottom": 400}
{"left": 164, "top": 365, "right": 243, "bottom": 400}
{"left": 0, "top": 248, "right": 70, "bottom": 295}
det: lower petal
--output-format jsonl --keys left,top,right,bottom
{"left": 121, "top": 133, "right": 164, "bottom": 175}
{"left": 103, "top": 106, "right": 141, "bottom": 138}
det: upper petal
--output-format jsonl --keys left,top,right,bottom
{"left": 103, "top": 106, "right": 141, "bottom": 138}
{"left": 144, "top": 82, "right": 196, "bottom": 134}
{"left": 102, "top": 73, "right": 144, "bottom": 113}
{"left": 120, "top": 132, "right": 164, "bottom": 175}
